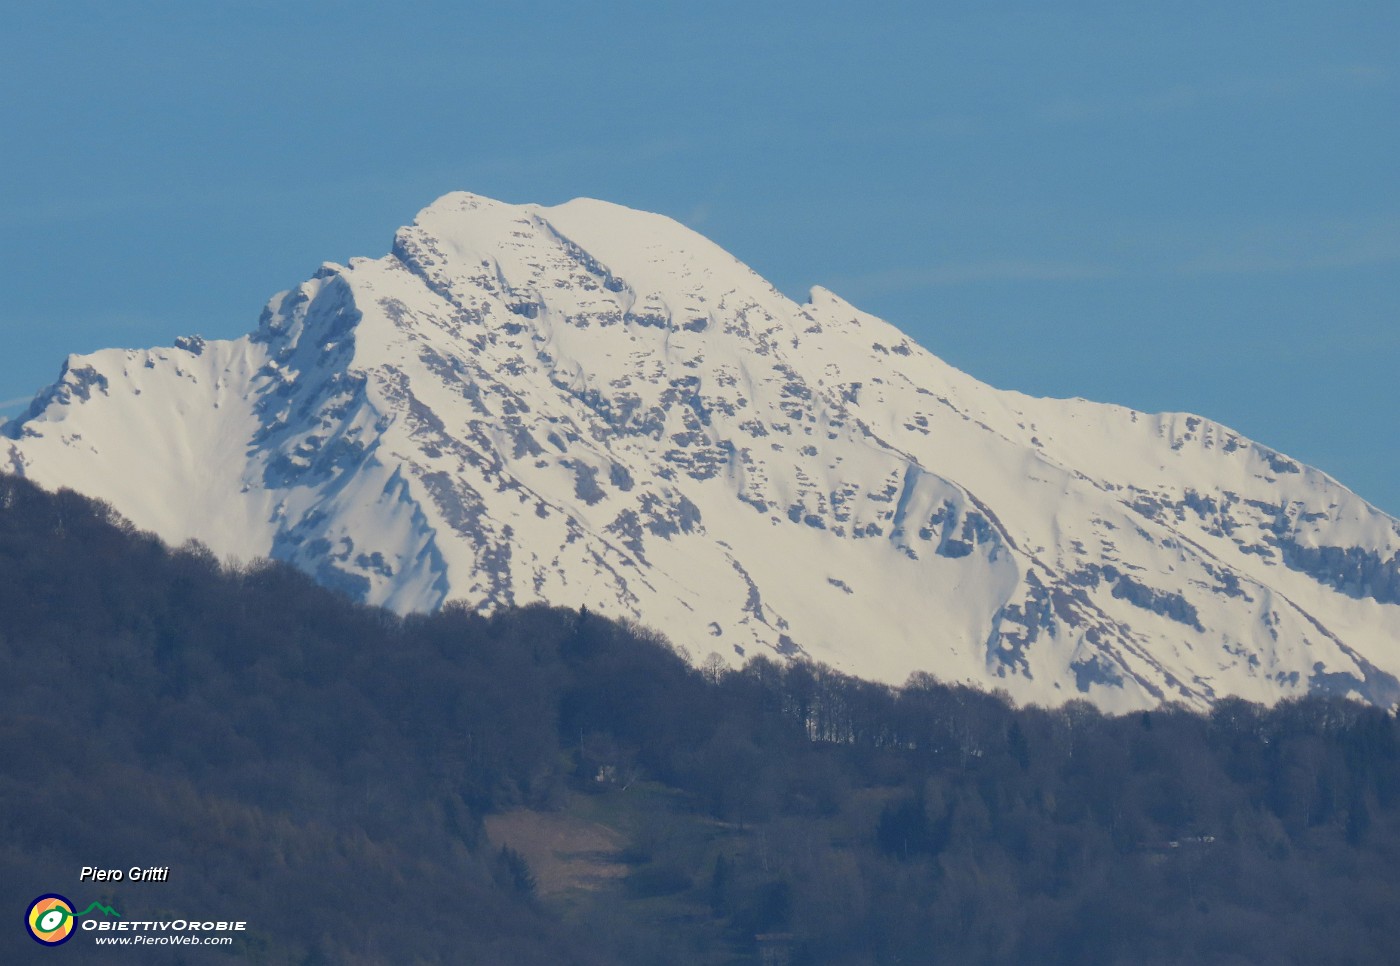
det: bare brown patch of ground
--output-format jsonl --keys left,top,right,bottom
{"left": 484, "top": 808, "right": 630, "bottom": 897}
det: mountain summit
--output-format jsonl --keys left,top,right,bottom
{"left": 6, "top": 192, "right": 1399, "bottom": 710}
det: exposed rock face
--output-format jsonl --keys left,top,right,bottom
{"left": 6, "top": 191, "right": 1400, "bottom": 711}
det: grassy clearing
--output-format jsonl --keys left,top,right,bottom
{"left": 487, "top": 782, "right": 753, "bottom": 963}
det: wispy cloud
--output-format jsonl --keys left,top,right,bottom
{"left": 823, "top": 114, "right": 979, "bottom": 145}
{"left": 830, "top": 259, "right": 1113, "bottom": 296}
{"left": 1038, "top": 64, "right": 1390, "bottom": 125}
{"left": 1174, "top": 216, "right": 1400, "bottom": 277}
{"left": 0, "top": 135, "right": 697, "bottom": 231}
{"left": 824, "top": 214, "right": 1400, "bottom": 298}
{"left": 0, "top": 396, "right": 33, "bottom": 411}
{"left": 411, "top": 136, "right": 694, "bottom": 190}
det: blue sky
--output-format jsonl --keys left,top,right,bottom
{"left": 2, "top": 2, "right": 1396, "bottom": 513}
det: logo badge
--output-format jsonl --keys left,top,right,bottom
{"left": 26, "top": 894, "right": 76, "bottom": 946}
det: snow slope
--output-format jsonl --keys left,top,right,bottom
{"left": 6, "top": 191, "right": 1399, "bottom": 711}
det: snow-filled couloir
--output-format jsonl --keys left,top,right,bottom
{"left": 5, "top": 191, "right": 1399, "bottom": 712}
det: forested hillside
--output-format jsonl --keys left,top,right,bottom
{"left": 3, "top": 472, "right": 1400, "bottom": 964}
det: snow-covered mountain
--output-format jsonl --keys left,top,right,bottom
{"left": 5, "top": 191, "right": 1398, "bottom": 711}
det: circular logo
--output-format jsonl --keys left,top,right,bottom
{"left": 26, "top": 894, "right": 76, "bottom": 946}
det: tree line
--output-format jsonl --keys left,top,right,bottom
{"left": 1, "top": 472, "right": 1398, "bottom": 963}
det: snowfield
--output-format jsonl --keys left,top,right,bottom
{"left": 6, "top": 191, "right": 1399, "bottom": 711}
